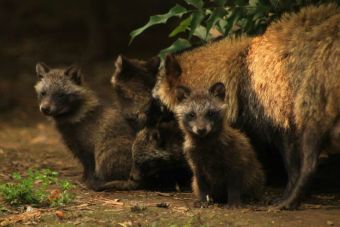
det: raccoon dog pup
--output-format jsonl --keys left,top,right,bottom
{"left": 34, "top": 62, "right": 133, "bottom": 191}
{"left": 174, "top": 82, "right": 265, "bottom": 205}
{"left": 99, "top": 98, "right": 191, "bottom": 191}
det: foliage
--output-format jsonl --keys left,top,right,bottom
{"left": 130, "top": 0, "right": 335, "bottom": 57}
{"left": 0, "top": 169, "right": 75, "bottom": 207}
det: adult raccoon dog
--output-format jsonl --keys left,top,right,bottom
{"left": 174, "top": 82, "right": 264, "bottom": 205}
{"left": 153, "top": 4, "right": 340, "bottom": 209}
{"left": 34, "top": 62, "right": 133, "bottom": 191}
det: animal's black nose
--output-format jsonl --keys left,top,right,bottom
{"left": 197, "top": 128, "right": 207, "bottom": 136}
{"left": 40, "top": 105, "right": 51, "bottom": 115}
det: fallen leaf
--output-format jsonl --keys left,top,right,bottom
{"left": 48, "top": 189, "right": 61, "bottom": 201}
{"left": 118, "top": 221, "right": 133, "bottom": 227}
{"left": 103, "top": 199, "right": 124, "bottom": 206}
{"left": 156, "top": 192, "right": 172, "bottom": 197}
{"left": 174, "top": 206, "right": 189, "bottom": 213}
{"left": 55, "top": 210, "right": 64, "bottom": 219}
{"left": 30, "top": 135, "right": 48, "bottom": 144}
{"left": 327, "top": 220, "right": 334, "bottom": 226}
{"left": 25, "top": 206, "right": 35, "bottom": 212}
{"left": 75, "top": 203, "right": 90, "bottom": 208}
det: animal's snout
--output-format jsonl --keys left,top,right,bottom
{"left": 196, "top": 128, "right": 207, "bottom": 136}
{"left": 40, "top": 104, "right": 51, "bottom": 115}
{"left": 40, "top": 101, "right": 57, "bottom": 116}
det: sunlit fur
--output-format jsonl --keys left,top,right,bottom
{"left": 174, "top": 85, "right": 265, "bottom": 204}
{"left": 247, "top": 3, "right": 340, "bottom": 130}
{"left": 154, "top": 4, "right": 340, "bottom": 132}
{"left": 153, "top": 4, "right": 340, "bottom": 208}
{"left": 153, "top": 37, "right": 249, "bottom": 123}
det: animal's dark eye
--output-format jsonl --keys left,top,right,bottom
{"left": 40, "top": 91, "right": 46, "bottom": 97}
{"left": 207, "top": 110, "right": 217, "bottom": 118}
{"left": 187, "top": 112, "right": 196, "bottom": 119}
{"left": 57, "top": 93, "right": 66, "bottom": 98}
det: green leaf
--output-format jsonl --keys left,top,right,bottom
{"left": 12, "top": 173, "right": 21, "bottom": 180}
{"left": 169, "top": 16, "right": 192, "bottom": 37}
{"left": 159, "top": 38, "right": 192, "bottom": 59}
{"left": 215, "top": 0, "right": 227, "bottom": 6}
{"left": 205, "top": 7, "right": 226, "bottom": 39}
{"left": 235, "top": 0, "right": 248, "bottom": 6}
{"left": 192, "top": 25, "right": 208, "bottom": 40}
{"left": 184, "top": 0, "right": 203, "bottom": 9}
{"left": 269, "top": 0, "right": 280, "bottom": 8}
{"left": 189, "top": 10, "right": 205, "bottom": 40}
{"left": 129, "top": 4, "right": 187, "bottom": 44}
{"left": 192, "top": 25, "right": 215, "bottom": 42}
{"left": 249, "top": 0, "right": 260, "bottom": 6}
{"left": 216, "top": 19, "right": 227, "bottom": 35}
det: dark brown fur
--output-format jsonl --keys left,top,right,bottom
{"left": 109, "top": 56, "right": 193, "bottom": 191}
{"left": 174, "top": 83, "right": 265, "bottom": 205}
{"left": 129, "top": 120, "right": 191, "bottom": 190}
{"left": 111, "top": 55, "right": 160, "bottom": 131}
{"left": 34, "top": 63, "right": 134, "bottom": 191}
{"left": 98, "top": 99, "right": 192, "bottom": 191}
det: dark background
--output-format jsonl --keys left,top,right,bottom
{"left": 0, "top": 0, "right": 178, "bottom": 123}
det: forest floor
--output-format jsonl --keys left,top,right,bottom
{"left": 1, "top": 109, "right": 340, "bottom": 227}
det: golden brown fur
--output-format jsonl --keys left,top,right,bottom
{"left": 154, "top": 4, "right": 340, "bottom": 131}
{"left": 154, "top": 37, "right": 251, "bottom": 123}
{"left": 153, "top": 4, "right": 340, "bottom": 209}
{"left": 247, "top": 4, "right": 340, "bottom": 130}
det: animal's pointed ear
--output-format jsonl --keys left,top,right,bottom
{"left": 114, "top": 55, "right": 125, "bottom": 75}
{"left": 113, "top": 55, "right": 136, "bottom": 82}
{"left": 165, "top": 54, "right": 181, "bottom": 87}
{"left": 175, "top": 85, "right": 191, "bottom": 103}
{"left": 144, "top": 56, "right": 160, "bottom": 75}
{"left": 209, "top": 82, "right": 225, "bottom": 101}
{"left": 65, "top": 65, "right": 82, "bottom": 85}
{"left": 36, "top": 62, "right": 50, "bottom": 79}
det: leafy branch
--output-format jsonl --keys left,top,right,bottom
{"left": 129, "top": 0, "right": 334, "bottom": 57}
